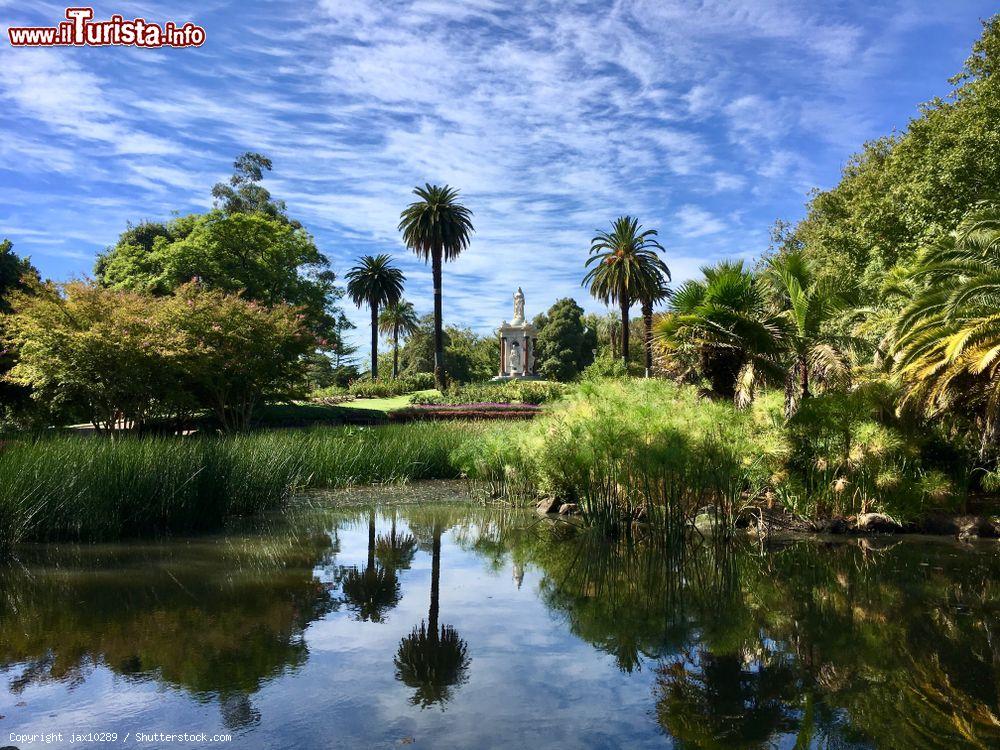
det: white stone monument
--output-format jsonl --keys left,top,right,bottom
{"left": 494, "top": 287, "right": 540, "bottom": 380}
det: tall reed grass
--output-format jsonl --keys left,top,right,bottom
{"left": 456, "top": 378, "right": 783, "bottom": 539}
{"left": 0, "top": 423, "right": 488, "bottom": 547}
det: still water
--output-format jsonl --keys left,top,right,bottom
{"left": 1, "top": 482, "right": 998, "bottom": 749}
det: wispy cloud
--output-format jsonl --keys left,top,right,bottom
{"left": 1, "top": 0, "right": 994, "bottom": 351}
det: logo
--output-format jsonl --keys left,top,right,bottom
{"left": 8, "top": 7, "right": 206, "bottom": 48}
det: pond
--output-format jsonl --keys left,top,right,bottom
{"left": 1, "top": 482, "right": 998, "bottom": 749}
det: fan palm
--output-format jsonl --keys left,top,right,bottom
{"left": 398, "top": 184, "right": 474, "bottom": 388}
{"left": 654, "top": 260, "right": 782, "bottom": 405}
{"left": 766, "top": 250, "right": 867, "bottom": 416}
{"left": 583, "top": 216, "right": 669, "bottom": 367}
{"left": 378, "top": 300, "right": 419, "bottom": 379}
{"left": 892, "top": 204, "right": 1000, "bottom": 444}
{"left": 346, "top": 255, "right": 405, "bottom": 380}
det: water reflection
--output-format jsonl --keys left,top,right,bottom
{"left": 0, "top": 523, "right": 339, "bottom": 729}
{"left": 395, "top": 516, "right": 470, "bottom": 709}
{"left": 0, "top": 494, "right": 997, "bottom": 749}
{"left": 340, "top": 510, "right": 401, "bottom": 622}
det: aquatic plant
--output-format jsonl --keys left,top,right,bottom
{"left": 0, "top": 422, "right": 495, "bottom": 547}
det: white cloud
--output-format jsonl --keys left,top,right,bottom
{"left": 675, "top": 205, "right": 727, "bottom": 238}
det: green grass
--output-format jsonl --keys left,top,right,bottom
{"left": 0, "top": 421, "right": 500, "bottom": 547}
{"left": 342, "top": 390, "right": 438, "bottom": 414}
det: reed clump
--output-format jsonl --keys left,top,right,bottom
{"left": 0, "top": 422, "right": 489, "bottom": 547}
{"left": 455, "top": 378, "right": 783, "bottom": 538}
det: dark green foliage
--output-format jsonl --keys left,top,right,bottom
{"left": 781, "top": 381, "right": 963, "bottom": 520}
{"left": 0, "top": 239, "right": 41, "bottom": 425}
{"left": 397, "top": 314, "right": 494, "bottom": 384}
{"left": 794, "top": 16, "right": 1000, "bottom": 304}
{"left": 532, "top": 298, "right": 596, "bottom": 381}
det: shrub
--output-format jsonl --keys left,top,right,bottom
{"left": 456, "top": 378, "right": 782, "bottom": 537}
{"left": 780, "top": 380, "right": 966, "bottom": 520}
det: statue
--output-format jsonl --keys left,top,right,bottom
{"left": 508, "top": 341, "right": 522, "bottom": 373}
{"left": 512, "top": 287, "right": 525, "bottom": 325}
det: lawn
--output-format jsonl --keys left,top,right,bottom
{"left": 340, "top": 389, "right": 438, "bottom": 414}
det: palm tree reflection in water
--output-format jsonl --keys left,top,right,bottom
{"left": 395, "top": 520, "right": 470, "bottom": 709}
{"left": 341, "top": 511, "right": 401, "bottom": 623}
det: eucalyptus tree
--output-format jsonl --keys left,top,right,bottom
{"left": 583, "top": 216, "right": 669, "bottom": 367}
{"left": 346, "top": 254, "right": 405, "bottom": 380}
{"left": 378, "top": 300, "right": 419, "bottom": 379}
{"left": 398, "top": 184, "right": 475, "bottom": 388}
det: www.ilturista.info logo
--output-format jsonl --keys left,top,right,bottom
{"left": 8, "top": 7, "right": 206, "bottom": 48}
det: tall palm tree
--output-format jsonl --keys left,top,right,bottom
{"left": 398, "top": 185, "right": 475, "bottom": 388}
{"left": 583, "top": 216, "right": 669, "bottom": 367}
{"left": 639, "top": 272, "right": 672, "bottom": 378}
{"left": 767, "top": 250, "right": 866, "bottom": 416}
{"left": 378, "top": 300, "right": 419, "bottom": 379}
{"left": 346, "top": 255, "right": 405, "bottom": 380}
{"left": 654, "top": 261, "right": 782, "bottom": 406}
{"left": 892, "top": 203, "right": 1000, "bottom": 446}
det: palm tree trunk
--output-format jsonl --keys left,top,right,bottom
{"left": 392, "top": 321, "right": 400, "bottom": 379}
{"left": 432, "top": 248, "right": 445, "bottom": 389}
{"left": 429, "top": 522, "right": 441, "bottom": 640}
{"left": 620, "top": 296, "right": 630, "bottom": 366}
{"left": 800, "top": 357, "right": 810, "bottom": 400}
{"left": 370, "top": 305, "right": 379, "bottom": 380}
{"left": 642, "top": 301, "right": 653, "bottom": 378}
{"left": 367, "top": 510, "right": 376, "bottom": 570}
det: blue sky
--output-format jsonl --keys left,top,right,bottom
{"left": 1, "top": 1, "right": 996, "bottom": 353}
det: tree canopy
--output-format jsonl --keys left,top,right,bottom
{"left": 793, "top": 16, "right": 1000, "bottom": 307}
{"left": 533, "top": 298, "right": 596, "bottom": 381}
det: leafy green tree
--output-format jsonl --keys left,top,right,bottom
{"left": 4, "top": 281, "right": 313, "bottom": 432}
{"left": 378, "top": 300, "right": 419, "bottom": 379}
{"left": 793, "top": 16, "right": 1000, "bottom": 310}
{"left": 398, "top": 184, "right": 475, "bottom": 388}
{"left": 766, "top": 249, "right": 867, "bottom": 416}
{"left": 532, "top": 298, "right": 597, "bottom": 381}
{"left": 211, "top": 152, "right": 299, "bottom": 226}
{"left": 346, "top": 255, "right": 405, "bottom": 381}
{"left": 3, "top": 282, "right": 182, "bottom": 431}
{"left": 0, "top": 239, "right": 41, "bottom": 422}
{"left": 583, "top": 216, "right": 669, "bottom": 366}
{"left": 162, "top": 284, "right": 314, "bottom": 431}
{"left": 892, "top": 203, "right": 1000, "bottom": 448}
{"left": 98, "top": 211, "right": 337, "bottom": 333}
{"left": 655, "top": 261, "right": 782, "bottom": 405}
{"left": 443, "top": 326, "right": 495, "bottom": 384}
